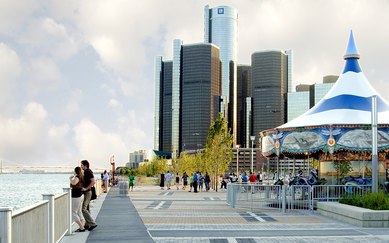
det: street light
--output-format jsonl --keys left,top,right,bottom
{"left": 250, "top": 136, "right": 255, "bottom": 173}
{"left": 236, "top": 145, "right": 240, "bottom": 176}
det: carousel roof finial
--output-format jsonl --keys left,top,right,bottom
{"left": 343, "top": 30, "right": 361, "bottom": 73}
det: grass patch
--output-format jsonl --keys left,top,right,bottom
{"left": 339, "top": 191, "right": 389, "bottom": 210}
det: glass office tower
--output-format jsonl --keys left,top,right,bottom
{"left": 154, "top": 56, "right": 162, "bottom": 150}
{"left": 287, "top": 91, "right": 310, "bottom": 121}
{"left": 181, "top": 43, "right": 222, "bottom": 152}
{"left": 172, "top": 39, "right": 183, "bottom": 157}
{"left": 237, "top": 65, "right": 252, "bottom": 147}
{"left": 204, "top": 5, "right": 238, "bottom": 145}
{"left": 251, "top": 50, "right": 289, "bottom": 140}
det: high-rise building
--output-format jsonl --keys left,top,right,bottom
{"left": 287, "top": 76, "right": 338, "bottom": 122}
{"left": 251, "top": 50, "right": 289, "bottom": 140}
{"left": 237, "top": 65, "right": 251, "bottom": 147}
{"left": 204, "top": 5, "right": 238, "bottom": 145}
{"left": 287, "top": 91, "right": 310, "bottom": 121}
{"left": 129, "top": 150, "right": 147, "bottom": 169}
{"left": 181, "top": 43, "right": 222, "bottom": 152}
{"left": 154, "top": 40, "right": 222, "bottom": 155}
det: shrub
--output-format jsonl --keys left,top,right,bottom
{"left": 339, "top": 191, "right": 389, "bottom": 210}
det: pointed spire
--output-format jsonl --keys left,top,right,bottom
{"left": 344, "top": 30, "right": 360, "bottom": 59}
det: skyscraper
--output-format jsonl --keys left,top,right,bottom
{"left": 204, "top": 5, "right": 238, "bottom": 145}
{"left": 251, "top": 50, "right": 289, "bottom": 140}
{"left": 237, "top": 65, "right": 251, "bottom": 147}
{"left": 154, "top": 40, "right": 222, "bottom": 155}
{"left": 181, "top": 43, "right": 222, "bottom": 152}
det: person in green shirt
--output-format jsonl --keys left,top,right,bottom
{"left": 129, "top": 172, "right": 135, "bottom": 192}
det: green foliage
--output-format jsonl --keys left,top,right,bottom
{"left": 332, "top": 160, "right": 353, "bottom": 183}
{"left": 137, "top": 157, "right": 167, "bottom": 177}
{"left": 339, "top": 191, "right": 389, "bottom": 210}
{"left": 203, "top": 113, "right": 233, "bottom": 191}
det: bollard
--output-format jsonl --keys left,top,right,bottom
{"left": 119, "top": 181, "right": 128, "bottom": 196}
{"left": 0, "top": 207, "right": 13, "bottom": 243}
{"left": 282, "top": 185, "right": 286, "bottom": 214}
{"left": 43, "top": 194, "right": 55, "bottom": 243}
{"left": 63, "top": 188, "right": 72, "bottom": 235}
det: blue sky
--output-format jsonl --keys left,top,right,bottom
{"left": 1, "top": 0, "right": 389, "bottom": 169}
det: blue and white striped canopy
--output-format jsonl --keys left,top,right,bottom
{"left": 278, "top": 30, "right": 389, "bottom": 129}
{"left": 260, "top": 31, "right": 389, "bottom": 157}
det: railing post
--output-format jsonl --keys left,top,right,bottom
{"left": 43, "top": 194, "right": 55, "bottom": 243}
{"left": 0, "top": 207, "right": 12, "bottom": 243}
{"left": 63, "top": 188, "right": 72, "bottom": 235}
{"left": 282, "top": 185, "right": 286, "bottom": 214}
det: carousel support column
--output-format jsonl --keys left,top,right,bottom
{"left": 293, "top": 157, "right": 296, "bottom": 175}
{"left": 372, "top": 95, "right": 378, "bottom": 192}
{"left": 277, "top": 157, "right": 279, "bottom": 180}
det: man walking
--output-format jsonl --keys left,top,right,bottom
{"left": 81, "top": 160, "right": 98, "bottom": 231}
{"left": 166, "top": 171, "right": 172, "bottom": 190}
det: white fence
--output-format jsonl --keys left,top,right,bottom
{"left": 0, "top": 179, "right": 102, "bottom": 243}
{"left": 227, "top": 183, "right": 372, "bottom": 213}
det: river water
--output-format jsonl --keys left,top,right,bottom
{"left": 0, "top": 173, "right": 71, "bottom": 210}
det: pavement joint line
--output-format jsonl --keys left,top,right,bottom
{"left": 248, "top": 212, "right": 265, "bottom": 222}
{"left": 154, "top": 200, "right": 166, "bottom": 209}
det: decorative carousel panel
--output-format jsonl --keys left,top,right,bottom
{"left": 282, "top": 131, "right": 326, "bottom": 150}
{"left": 337, "top": 129, "right": 389, "bottom": 149}
{"left": 262, "top": 135, "right": 275, "bottom": 154}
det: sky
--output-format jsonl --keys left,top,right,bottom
{"left": 1, "top": 0, "right": 389, "bottom": 169}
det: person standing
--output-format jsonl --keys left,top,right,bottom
{"left": 166, "top": 171, "right": 172, "bottom": 190}
{"left": 204, "top": 172, "right": 211, "bottom": 191}
{"left": 193, "top": 171, "right": 198, "bottom": 193}
{"left": 175, "top": 172, "right": 180, "bottom": 190}
{"left": 198, "top": 172, "right": 204, "bottom": 192}
{"left": 70, "top": 166, "right": 85, "bottom": 232}
{"left": 102, "top": 170, "right": 108, "bottom": 193}
{"left": 128, "top": 172, "right": 135, "bottom": 191}
{"left": 160, "top": 172, "right": 165, "bottom": 190}
{"left": 249, "top": 173, "right": 257, "bottom": 183}
{"left": 81, "top": 160, "right": 97, "bottom": 231}
{"left": 182, "top": 172, "right": 188, "bottom": 190}
{"left": 189, "top": 173, "right": 194, "bottom": 192}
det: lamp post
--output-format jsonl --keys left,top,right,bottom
{"left": 236, "top": 145, "right": 240, "bottom": 176}
{"left": 250, "top": 136, "right": 255, "bottom": 173}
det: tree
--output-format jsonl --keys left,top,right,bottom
{"left": 332, "top": 160, "right": 353, "bottom": 184}
{"left": 203, "top": 113, "right": 233, "bottom": 191}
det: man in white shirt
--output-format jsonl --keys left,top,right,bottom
{"left": 166, "top": 171, "right": 172, "bottom": 190}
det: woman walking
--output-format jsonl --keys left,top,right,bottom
{"left": 175, "top": 173, "right": 180, "bottom": 190}
{"left": 160, "top": 172, "right": 165, "bottom": 190}
{"left": 70, "top": 166, "right": 85, "bottom": 232}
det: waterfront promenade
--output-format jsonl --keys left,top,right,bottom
{"left": 60, "top": 185, "right": 389, "bottom": 243}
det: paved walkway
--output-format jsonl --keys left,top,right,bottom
{"left": 86, "top": 187, "right": 153, "bottom": 243}
{"left": 61, "top": 184, "right": 389, "bottom": 243}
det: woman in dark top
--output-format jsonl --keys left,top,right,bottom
{"left": 160, "top": 172, "right": 165, "bottom": 190}
{"left": 70, "top": 166, "right": 85, "bottom": 232}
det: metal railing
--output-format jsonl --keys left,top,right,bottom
{"left": 0, "top": 179, "right": 103, "bottom": 243}
{"left": 227, "top": 183, "right": 373, "bottom": 213}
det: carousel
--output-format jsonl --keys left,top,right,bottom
{"left": 259, "top": 31, "right": 389, "bottom": 185}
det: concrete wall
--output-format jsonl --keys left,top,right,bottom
{"left": 317, "top": 201, "right": 389, "bottom": 227}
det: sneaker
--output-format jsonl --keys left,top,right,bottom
{"left": 75, "top": 228, "right": 85, "bottom": 232}
{"left": 88, "top": 225, "right": 98, "bottom": 231}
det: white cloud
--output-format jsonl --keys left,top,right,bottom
{"left": 0, "top": 43, "right": 20, "bottom": 107}
{"left": 26, "top": 57, "right": 63, "bottom": 93}
{"left": 73, "top": 119, "right": 129, "bottom": 169}
{"left": 64, "top": 89, "right": 83, "bottom": 115}
{"left": 108, "top": 98, "right": 122, "bottom": 108}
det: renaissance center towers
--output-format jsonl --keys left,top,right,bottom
{"left": 204, "top": 5, "right": 238, "bottom": 145}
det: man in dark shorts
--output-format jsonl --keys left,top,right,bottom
{"left": 81, "top": 160, "right": 98, "bottom": 231}
{"left": 182, "top": 172, "right": 188, "bottom": 190}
